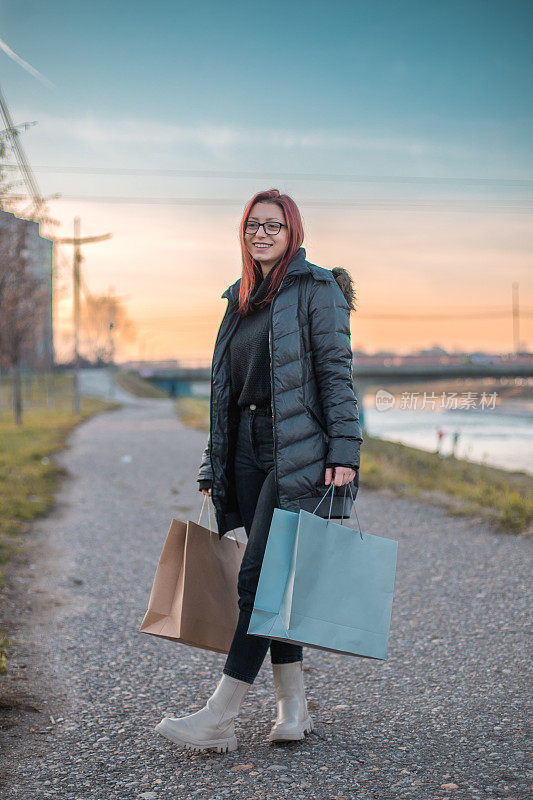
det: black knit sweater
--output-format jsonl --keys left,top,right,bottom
{"left": 229, "top": 267, "right": 273, "bottom": 408}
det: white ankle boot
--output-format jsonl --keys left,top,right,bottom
{"left": 269, "top": 661, "right": 314, "bottom": 742}
{"left": 155, "top": 674, "right": 252, "bottom": 753}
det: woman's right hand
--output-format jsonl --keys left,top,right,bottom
{"left": 201, "top": 487, "right": 212, "bottom": 496}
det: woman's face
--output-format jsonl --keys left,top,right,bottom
{"left": 244, "top": 201, "right": 289, "bottom": 272}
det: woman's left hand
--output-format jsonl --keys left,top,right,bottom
{"left": 325, "top": 466, "right": 356, "bottom": 487}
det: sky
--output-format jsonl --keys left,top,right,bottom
{"left": 0, "top": 0, "right": 532, "bottom": 361}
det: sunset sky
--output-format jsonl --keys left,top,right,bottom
{"left": 1, "top": 0, "right": 532, "bottom": 361}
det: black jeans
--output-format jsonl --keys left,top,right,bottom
{"left": 222, "top": 404, "right": 303, "bottom": 684}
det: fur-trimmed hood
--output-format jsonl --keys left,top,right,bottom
{"left": 331, "top": 267, "right": 356, "bottom": 312}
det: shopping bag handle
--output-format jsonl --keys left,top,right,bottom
{"left": 311, "top": 481, "right": 364, "bottom": 541}
{"left": 340, "top": 481, "right": 364, "bottom": 540}
{"left": 198, "top": 493, "right": 240, "bottom": 549}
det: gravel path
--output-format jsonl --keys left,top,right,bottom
{"left": 1, "top": 385, "right": 531, "bottom": 800}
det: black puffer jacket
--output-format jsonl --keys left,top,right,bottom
{"left": 197, "top": 246, "right": 363, "bottom": 539}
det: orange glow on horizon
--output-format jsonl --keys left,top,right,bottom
{"left": 50, "top": 199, "right": 532, "bottom": 362}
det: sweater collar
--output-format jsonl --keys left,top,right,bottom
{"left": 249, "top": 264, "right": 275, "bottom": 308}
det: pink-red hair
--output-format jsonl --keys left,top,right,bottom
{"left": 237, "top": 189, "right": 304, "bottom": 316}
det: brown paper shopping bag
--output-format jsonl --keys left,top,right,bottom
{"left": 139, "top": 495, "right": 244, "bottom": 654}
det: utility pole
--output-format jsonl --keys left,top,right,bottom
{"left": 512, "top": 282, "right": 520, "bottom": 355}
{"left": 107, "top": 284, "right": 116, "bottom": 400}
{"left": 55, "top": 218, "right": 112, "bottom": 413}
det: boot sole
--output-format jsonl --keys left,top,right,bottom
{"left": 155, "top": 720, "right": 238, "bottom": 753}
{"left": 268, "top": 715, "right": 314, "bottom": 742}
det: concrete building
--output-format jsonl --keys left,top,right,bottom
{"left": 0, "top": 209, "right": 54, "bottom": 367}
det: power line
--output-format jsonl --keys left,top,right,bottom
{"left": 3, "top": 163, "right": 533, "bottom": 188}
{"left": 4, "top": 193, "right": 533, "bottom": 212}
{"left": 134, "top": 309, "right": 533, "bottom": 324}
{"left": 80, "top": 272, "right": 94, "bottom": 303}
{"left": 357, "top": 311, "right": 533, "bottom": 320}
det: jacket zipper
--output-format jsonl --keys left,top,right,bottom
{"left": 210, "top": 302, "right": 238, "bottom": 514}
{"left": 269, "top": 276, "right": 289, "bottom": 495}
{"left": 208, "top": 356, "right": 214, "bottom": 492}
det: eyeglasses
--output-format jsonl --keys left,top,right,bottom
{"left": 244, "top": 220, "right": 288, "bottom": 235}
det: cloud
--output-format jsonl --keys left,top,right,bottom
{"left": 30, "top": 112, "right": 471, "bottom": 158}
{"left": 0, "top": 36, "right": 55, "bottom": 88}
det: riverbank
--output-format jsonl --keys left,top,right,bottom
{"left": 175, "top": 396, "right": 532, "bottom": 537}
{"left": 361, "top": 378, "right": 533, "bottom": 476}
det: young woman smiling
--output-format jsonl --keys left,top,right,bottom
{"left": 156, "top": 189, "right": 362, "bottom": 753}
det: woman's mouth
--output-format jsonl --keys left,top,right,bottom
{"left": 253, "top": 243, "right": 272, "bottom": 249}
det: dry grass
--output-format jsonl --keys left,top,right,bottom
{"left": 114, "top": 370, "right": 169, "bottom": 398}
{"left": 0, "top": 372, "right": 119, "bottom": 672}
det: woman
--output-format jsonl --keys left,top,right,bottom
{"left": 156, "top": 189, "right": 363, "bottom": 753}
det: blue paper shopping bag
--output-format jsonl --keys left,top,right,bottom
{"left": 248, "top": 482, "right": 398, "bottom": 660}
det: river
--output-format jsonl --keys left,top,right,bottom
{"left": 362, "top": 398, "right": 533, "bottom": 476}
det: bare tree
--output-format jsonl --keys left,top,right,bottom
{"left": 80, "top": 290, "right": 136, "bottom": 363}
{"left": 0, "top": 222, "right": 48, "bottom": 424}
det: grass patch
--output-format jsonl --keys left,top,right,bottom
{"left": 175, "top": 396, "right": 210, "bottom": 431}
{"left": 0, "top": 374, "right": 120, "bottom": 582}
{"left": 352, "top": 434, "right": 531, "bottom": 535}
{"left": 175, "top": 396, "right": 532, "bottom": 536}
{"left": 114, "top": 370, "right": 169, "bottom": 398}
{"left": 0, "top": 372, "right": 120, "bottom": 672}
{"left": 0, "top": 629, "right": 11, "bottom": 675}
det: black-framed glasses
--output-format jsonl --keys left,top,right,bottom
{"left": 244, "top": 220, "right": 288, "bottom": 235}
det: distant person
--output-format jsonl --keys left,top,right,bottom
{"left": 451, "top": 430, "right": 460, "bottom": 457}
{"left": 154, "top": 188, "right": 363, "bottom": 753}
{"left": 436, "top": 428, "right": 445, "bottom": 454}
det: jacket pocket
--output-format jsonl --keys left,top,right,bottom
{"left": 305, "top": 404, "right": 328, "bottom": 439}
